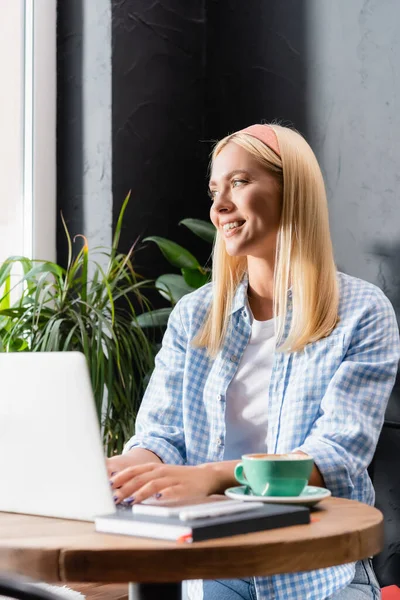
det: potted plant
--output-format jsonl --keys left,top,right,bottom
{"left": 137, "top": 218, "right": 215, "bottom": 329}
{"left": 0, "top": 194, "right": 155, "bottom": 456}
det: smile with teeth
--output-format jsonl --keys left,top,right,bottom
{"left": 222, "top": 220, "right": 245, "bottom": 232}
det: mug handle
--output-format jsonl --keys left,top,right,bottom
{"left": 234, "top": 462, "right": 249, "bottom": 486}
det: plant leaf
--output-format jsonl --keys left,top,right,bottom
{"left": 112, "top": 191, "right": 131, "bottom": 255}
{"left": 155, "top": 274, "right": 195, "bottom": 303}
{"left": 0, "top": 272, "right": 11, "bottom": 310}
{"left": 60, "top": 213, "right": 73, "bottom": 271}
{"left": 28, "top": 262, "right": 65, "bottom": 279}
{"left": 179, "top": 218, "right": 216, "bottom": 244}
{"left": 136, "top": 308, "right": 172, "bottom": 328}
{"left": 74, "top": 235, "right": 89, "bottom": 315}
{"left": 0, "top": 196, "right": 158, "bottom": 456}
{"left": 0, "top": 261, "right": 12, "bottom": 290}
{"left": 181, "top": 267, "right": 210, "bottom": 289}
{"left": 143, "top": 237, "right": 200, "bottom": 269}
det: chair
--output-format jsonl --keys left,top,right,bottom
{"left": 382, "top": 586, "right": 400, "bottom": 599}
{"left": 0, "top": 573, "right": 84, "bottom": 600}
{"left": 0, "top": 573, "right": 63, "bottom": 600}
{"left": 369, "top": 371, "right": 400, "bottom": 591}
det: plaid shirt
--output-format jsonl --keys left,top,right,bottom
{"left": 126, "top": 272, "right": 399, "bottom": 600}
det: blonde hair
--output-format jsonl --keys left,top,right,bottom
{"left": 194, "top": 124, "right": 339, "bottom": 356}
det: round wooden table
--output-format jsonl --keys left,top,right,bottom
{"left": 0, "top": 497, "right": 383, "bottom": 600}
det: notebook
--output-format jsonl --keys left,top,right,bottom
{"left": 95, "top": 501, "right": 310, "bottom": 542}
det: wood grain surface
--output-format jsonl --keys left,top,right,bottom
{"left": 0, "top": 497, "right": 383, "bottom": 584}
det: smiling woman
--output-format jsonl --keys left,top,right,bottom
{"left": 208, "top": 157, "right": 281, "bottom": 255}
{"left": 107, "top": 123, "right": 399, "bottom": 600}
{"left": 207, "top": 143, "right": 282, "bottom": 324}
{"left": 200, "top": 124, "right": 338, "bottom": 355}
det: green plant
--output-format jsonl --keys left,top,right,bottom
{"left": 137, "top": 219, "right": 215, "bottom": 329}
{"left": 0, "top": 193, "right": 155, "bottom": 456}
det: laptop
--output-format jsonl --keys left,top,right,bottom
{"left": 0, "top": 351, "right": 117, "bottom": 521}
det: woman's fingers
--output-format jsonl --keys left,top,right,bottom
{"left": 106, "top": 454, "right": 138, "bottom": 477}
{"left": 132, "top": 483, "right": 186, "bottom": 505}
{"left": 111, "top": 462, "right": 160, "bottom": 487}
{"left": 110, "top": 464, "right": 212, "bottom": 504}
{"left": 111, "top": 465, "right": 191, "bottom": 504}
{"left": 113, "top": 476, "right": 174, "bottom": 504}
{"left": 110, "top": 463, "right": 163, "bottom": 499}
{"left": 105, "top": 456, "right": 121, "bottom": 477}
{"left": 111, "top": 464, "right": 172, "bottom": 503}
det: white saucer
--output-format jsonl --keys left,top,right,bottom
{"left": 224, "top": 485, "right": 331, "bottom": 507}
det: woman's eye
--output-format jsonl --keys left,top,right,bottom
{"left": 232, "top": 179, "right": 247, "bottom": 187}
{"left": 208, "top": 189, "right": 217, "bottom": 200}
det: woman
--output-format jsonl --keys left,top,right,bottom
{"left": 108, "top": 124, "right": 399, "bottom": 599}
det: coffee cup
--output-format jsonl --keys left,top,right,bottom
{"left": 234, "top": 453, "right": 314, "bottom": 497}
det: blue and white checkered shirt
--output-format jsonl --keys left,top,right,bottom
{"left": 126, "top": 272, "right": 400, "bottom": 600}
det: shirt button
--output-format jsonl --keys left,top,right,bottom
{"left": 216, "top": 437, "right": 223, "bottom": 446}
{"left": 217, "top": 394, "right": 222, "bottom": 401}
{"left": 230, "top": 355, "right": 238, "bottom": 363}
{"left": 242, "top": 310, "right": 247, "bottom": 318}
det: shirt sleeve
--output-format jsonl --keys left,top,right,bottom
{"left": 123, "top": 299, "right": 188, "bottom": 465}
{"left": 294, "top": 288, "right": 400, "bottom": 498}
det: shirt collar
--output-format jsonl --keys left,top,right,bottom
{"left": 230, "top": 274, "right": 249, "bottom": 315}
{"left": 229, "top": 273, "right": 292, "bottom": 316}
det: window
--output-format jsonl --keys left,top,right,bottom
{"left": 0, "top": 0, "right": 56, "bottom": 263}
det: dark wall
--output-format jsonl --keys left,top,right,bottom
{"left": 111, "top": 0, "right": 210, "bottom": 289}
{"left": 111, "top": 0, "right": 307, "bottom": 292}
{"left": 205, "top": 0, "right": 308, "bottom": 140}
{"left": 56, "top": 0, "right": 84, "bottom": 268}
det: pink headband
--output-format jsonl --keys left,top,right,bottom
{"left": 237, "top": 124, "right": 281, "bottom": 157}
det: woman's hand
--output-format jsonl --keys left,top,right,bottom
{"left": 106, "top": 448, "right": 162, "bottom": 478}
{"left": 110, "top": 463, "right": 218, "bottom": 504}
{"left": 106, "top": 454, "right": 137, "bottom": 478}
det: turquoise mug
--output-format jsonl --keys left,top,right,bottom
{"left": 234, "top": 453, "right": 314, "bottom": 497}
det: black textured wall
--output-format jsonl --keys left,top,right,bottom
{"left": 111, "top": 0, "right": 210, "bottom": 292}
{"left": 56, "top": 0, "right": 84, "bottom": 268}
{"left": 205, "top": 0, "right": 308, "bottom": 140}
{"left": 111, "top": 0, "right": 307, "bottom": 291}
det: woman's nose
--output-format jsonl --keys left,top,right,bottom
{"left": 212, "top": 190, "right": 232, "bottom": 213}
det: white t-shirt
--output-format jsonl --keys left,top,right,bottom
{"left": 223, "top": 314, "right": 275, "bottom": 460}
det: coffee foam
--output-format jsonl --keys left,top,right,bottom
{"left": 244, "top": 453, "right": 311, "bottom": 461}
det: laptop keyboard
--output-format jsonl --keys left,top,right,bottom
{"left": 116, "top": 502, "right": 133, "bottom": 512}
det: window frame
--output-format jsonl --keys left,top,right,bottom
{"left": 0, "top": 0, "right": 56, "bottom": 264}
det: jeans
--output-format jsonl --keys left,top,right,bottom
{"left": 202, "top": 559, "right": 381, "bottom": 599}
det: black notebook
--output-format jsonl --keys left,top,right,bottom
{"left": 95, "top": 501, "right": 310, "bottom": 543}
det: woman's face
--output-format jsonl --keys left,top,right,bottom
{"left": 209, "top": 142, "right": 282, "bottom": 258}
